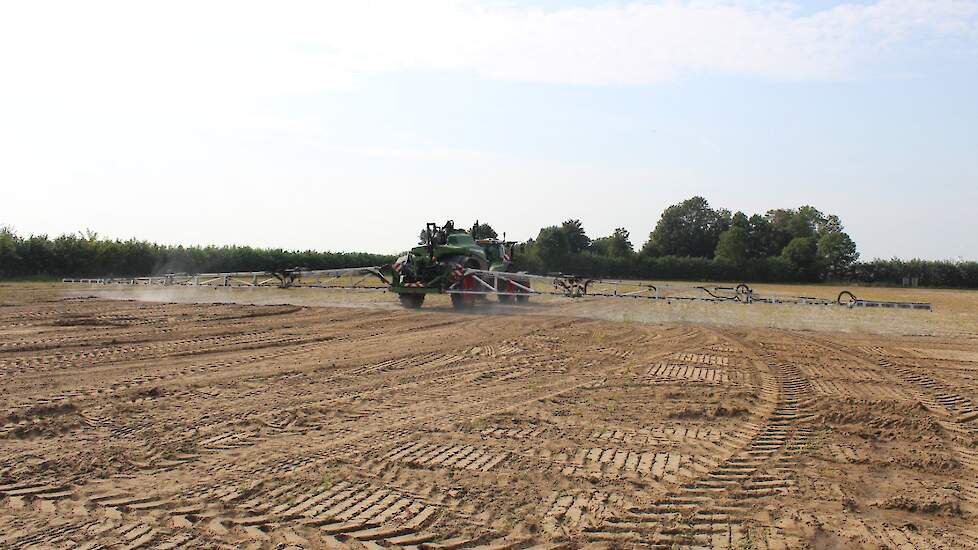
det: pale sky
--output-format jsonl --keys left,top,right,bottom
{"left": 2, "top": 1, "right": 976, "bottom": 260}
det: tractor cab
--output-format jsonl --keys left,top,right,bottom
{"left": 411, "top": 221, "right": 487, "bottom": 267}
{"left": 476, "top": 239, "right": 518, "bottom": 271}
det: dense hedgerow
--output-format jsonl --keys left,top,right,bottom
{"left": 0, "top": 228, "right": 393, "bottom": 279}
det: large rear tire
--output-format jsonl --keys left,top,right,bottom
{"left": 451, "top": 275, "right": 478, "bottom": 310}
{"left": 497, "top": 279, "right": 515, "bottom": 304}
{"left": 514, "top": 276, "right": 530, "bottom": 304}
{"left": 399, "top": 293, "right": 425, "bottom": 309}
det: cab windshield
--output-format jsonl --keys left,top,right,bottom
{"left": 447, "top": 233, "right": 476, "bottom": 247}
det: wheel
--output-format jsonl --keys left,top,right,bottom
{"left": 399, "top": 293, "right": 425, "bottom": 309}
{"left": 451, "top": 274, "right": 478, "bottom": 310}
{"left": 735, "top": 283, "right": 752, "bottom": 302}
{"left": 513, "top": 276, "right": 530, "bottom": 304}
{"left": 837, "top": 290, "right": 858, "bottom": 306}
{"left": 497, "top": 279, "right": 515, "bottom": 304}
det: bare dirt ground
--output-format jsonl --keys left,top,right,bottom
{"left": 2, "top": 283, "right": 978, "bottom": 549}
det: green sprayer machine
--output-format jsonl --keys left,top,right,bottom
{"left": 390, "top": 221, "right": 531, "bottom": 309}
{"left": 63, "top": 220, "right": 933, "bottom": 311}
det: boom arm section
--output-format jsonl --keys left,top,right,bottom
{"left": 64, "top": 266, "right": 391, "bottom": 289}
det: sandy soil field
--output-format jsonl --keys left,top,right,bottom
{"left": 2, "top": 282, "right": 978, "bottom": 549}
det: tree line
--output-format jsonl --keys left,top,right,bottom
{"left": 509, "top": 197, "right": 977, "bottom": 288}
{"left": 2, "top": 197, "right": 976, "bottom": 288}
{"left": 0, "top": 228, "right": 393, "bottom": 279}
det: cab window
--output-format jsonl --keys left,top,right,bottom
{"left": 447, "top": 234, "right": 476, "bottom": 246}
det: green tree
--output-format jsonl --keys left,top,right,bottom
{"left": 592, "top": 228, "right": 634, "bottom": 258}
{"left": 817, "top": 214, "right": 843, "bottom": 236}
{"left": 560, "top": 219, "right": 590, "bottom": 254}
{"left": 745, "top": 214, "right": 779, "bottom": 258}
{"left": 791, "top": 206, "right": 825, "bottom": 238}
{"left": 764, "top": 209, "right": 796, "bottom": 252}
{"left": 714, "top": 226, "right": 748, "bottom": 265}
{"left": 643, "top": 196, "right": 729, "bottom": 258}
{"left": 731, "top": 211, "right": 749, "bottom": 230}
{"left": 781, "top": 237, "right": 818, "bottom": 276}
{"left": 817, "top": 231, "right": 859, "bottom": 279}
{"left": 609, "top": 227, "right": 634, "bottom": 257}
{"left": 535, "top": 226, "right": 570, "bottom": 269}
{"left": 0, "top": 226, "right": 21, "bottom": 277}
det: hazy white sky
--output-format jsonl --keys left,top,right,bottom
{"left": 2, "top": 0, "right": 976, "bottom": 259}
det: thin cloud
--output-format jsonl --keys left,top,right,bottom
{"left": 1, "top": 0, "right": 975, "bottom": 102}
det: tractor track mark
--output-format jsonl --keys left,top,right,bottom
{"left": 0, "top": 337, "right": 339, "bottom": 419}
{"left": 534, "top": 448, "right": 709, "bottom": 482}
{"left": 1, "top": 311, "right": 493, "bottom": 416}
{"left": 5, "top": 295, "right": 976, "bottom": 548}
{"left": 0, "top": 305, "right": 307, "bottom": 354}
{"left": 0, "top": 330, "right": 303, "bottom": 374}
{"left": 813, "top": 338, "right": 978, "bottom": 434}
{"left": 383, "top": 442, "right": 511, "bottom": 472}
{"left": 844, "top": 347, "right": 978, "bottom": 510}
{"left": 669, "top": 352, "right": 731, "bottom": 366}
{"left": 583, "top": 331, "right": 815, "bottom": 546}
{"left": 807, "top": 379, "right": 917, "bottom": 401}
{"left": 95, "top": 353, "right": 538, "bottom": 465}
{"left": 646, "top": 363, "right": 742, "bottom": 385}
